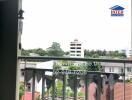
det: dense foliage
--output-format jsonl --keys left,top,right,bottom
{"left": 84, "top": 49, "right": 126, "bottom": 58}
{"left": 46, "top": 42, "right": 64, "bottom": 56}
{"left": 21, "top": 42, "right": 64, "bottom": 57}
{"left": 22, "top": 43, "right": 126, "bottom": 58}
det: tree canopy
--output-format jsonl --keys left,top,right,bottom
{"left": 46, "top": 42, "right": 64, "bottom": 56}
{"left": 84, "top": 49, "right": 126, "bottom": 58}
{"left": 21, "top": 42, "right": 64, "bottom": 57}
{"left": 21, "top": 42, "right": 127, "bottom": 59}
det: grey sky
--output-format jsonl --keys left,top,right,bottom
{"left": 22, "top": 0, "right": 131, "bottom": 51}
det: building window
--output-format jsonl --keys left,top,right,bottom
{"left": 76, "top": 54, "right": 81, "bottom": 56}
{"left": 70, "top": 47, "right": 75, "bottom": 49}
{"left": 70, "top": 44, "right": 75, "bottom": 46}
{"left": 70, "top": 54, "right": 75, "bottom": 56}
{"left": 77, "top": 44, "right": 81, "bottom": 46}
{"left": 76, "top": 47, "right": 81, "bottom": 49}
{"left": 77, "top": 51, "right": 81, "bottom": 53}
{"left": 109, "top": 67, "right": 114, "bottom": 72}
{"left": 119, "top": 68, "right": 124, "bottom": 73}
{"left": 70, "top": 51, "right": 75, "bottom": 53}
{"left": 109, "top": 68, "right": 111, "bottom": 72}
{"left": 127, "top": 67, "right": 132, "bottom": 72}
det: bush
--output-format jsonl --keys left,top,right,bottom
{"left": 78, "top": 91, "right": 84, "bottom": 97}
{"left": 36, "top": 95, "right": 41, "bottom": 100}
{"left": 67, "top": 91, "right": 74, "bottom": 97}
{"left": 19, "top": 82, "right": 25, "bottom": 100}
{"left": 126, "top": 79, "right": 132, "bottom": 83}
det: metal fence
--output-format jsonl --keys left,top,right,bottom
{"left": 18, "top": 56, "right": 132, "bottom": 100}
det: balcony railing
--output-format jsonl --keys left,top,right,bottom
{"left": 18, "top": 56, "right": 132, "bottom": 100}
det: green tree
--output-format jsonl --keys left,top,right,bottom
{"left": 78, "top": 91, "right": 84, "bottom": 97}
{"left": 34, "top": 48, "right": 48, "bottom": 56}
{"left": 92, "top": 53, "right": 99, "bottom": 58}
{"left": 65, "top": 51, "right": 70, "bottom": 55}
{"left": 53, "top": 62, "right": 61, "bottom": 69}
{"left": 47, "top": 42, "right": 64, "bottom": 56}
{"left": 84, "top": 49, "right": 126, "bottom": 58}
{"left": 21, "top": 48, "right": 48, "bottom": 56}
{"left": 19, "top": 82, "right": 25, "bottom": 100}
{"left": 21, "top": 49, "right": 30, "bottom": 56}
{"left": 56, "top": 80, "right": 63, "bottom": 97}
{"left": 85, "top": 62, "right": 102, "bottom": 71}
{"left": 106, "top": 50, "right": 126, "bottom": 58}
{"left": 67, "top": 66, "right": 78, "bottom": 91}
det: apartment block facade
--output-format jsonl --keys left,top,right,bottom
{"left": 70, "top": 39, "right": 84, "bottom": 58}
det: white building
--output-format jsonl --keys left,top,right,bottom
{"left": 101, "top": 62, "right": 132, "bottom": 80}
{"left": 70, "top": 39, "right": 84, "bottom": 58}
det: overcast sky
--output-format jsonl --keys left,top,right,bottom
{"left": 22, "top": 0, "right": 131, "bottom": 51}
